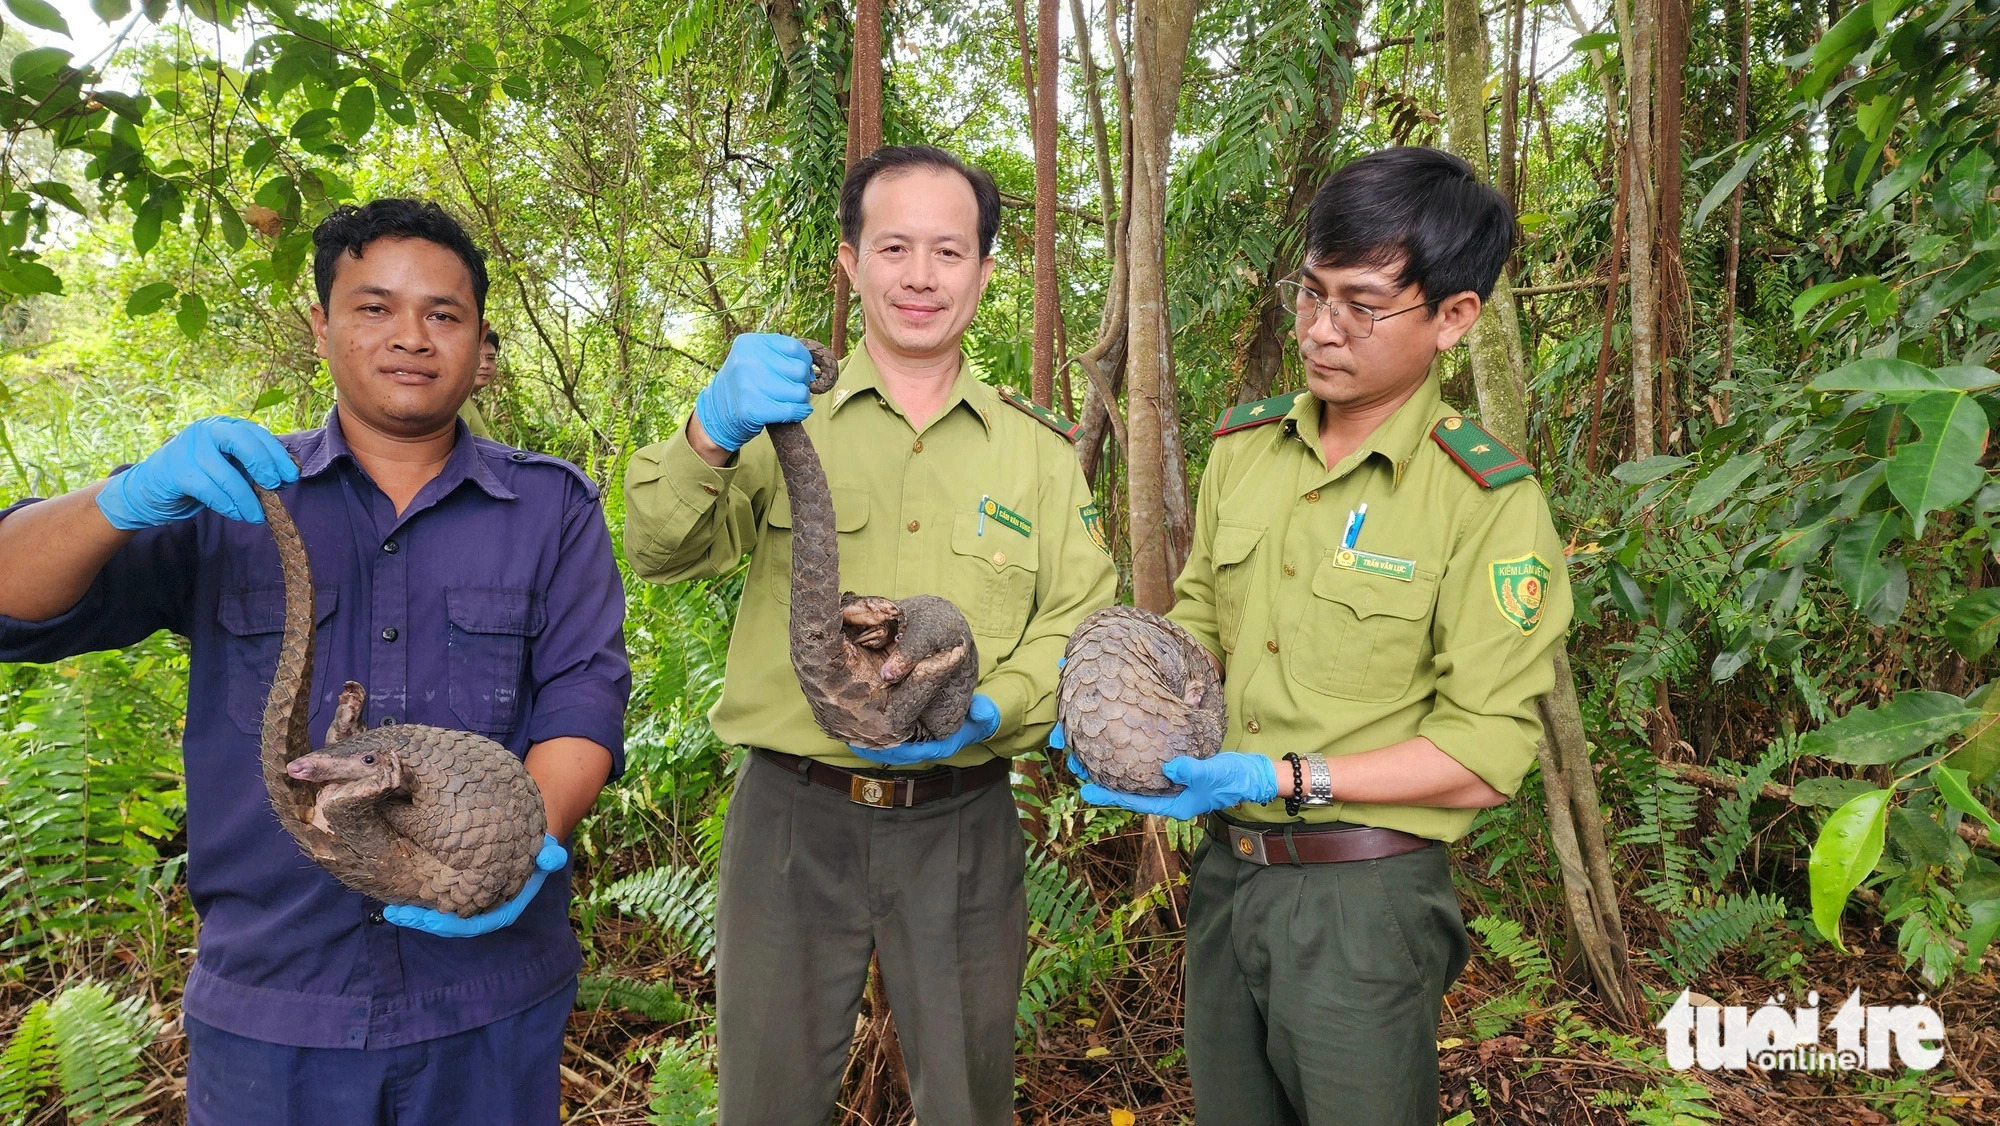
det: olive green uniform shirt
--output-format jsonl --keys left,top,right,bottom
{"left": 1167, "top": 376, "right": 1570, "bottom": 841}
{"left": 623, "top": 341, "right": 1117, "bottom": 769}
{"left": 458, "top": 398, "right": 492, "bottom": 439}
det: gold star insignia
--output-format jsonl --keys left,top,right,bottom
{"left": 1472, "top": 443, "right": 1492, "bottom": 454}
{"left": 1249, "top": 404, "right": 1266, "bottom": 416}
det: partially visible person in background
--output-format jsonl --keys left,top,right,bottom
{"left": 459, "top": 326, "right": 501, "bottom": 439}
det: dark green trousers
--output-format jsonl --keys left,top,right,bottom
{"left": 1184, "top": 833, "right": 1470, "bottom": 1125}
{"left": 714, "top": 751, "right": 1027, "bottom": 1126}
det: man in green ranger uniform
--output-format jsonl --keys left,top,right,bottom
{"left": 623, "top": 145, "right": 1115, "bottom": 1125}
{"left": 1071, "top": 146, "right": 1571, "bottom": 1123}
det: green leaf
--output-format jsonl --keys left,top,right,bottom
{"left": 90, "top": 0, "right": 129, "bottom": 18}
{"left": 0, "top": 256, "right": 63, "bottom": 296}
{"left": 1611, "top": 454, "right": 1690, "bottom": 485}
{"left": 130, "top": 200, "right": 162, "bottom": 255}
{"left": 1771, "top": 520, "right": 1836, "bottom": 568}
{"left": 1887, "top": 805, "right": 1956, "bottom": 867}
{"left": 1810, "top": 357, "right": 2000, "bottom": 395}
{"left": 250, "top": 387, "right": 289, "bottom": 411}
{"left": 1830, "top": 510, "right": 1902, "bottom": 608}
{"left": 1810, "top": 787, "right": 1890, "bottom": 953}
{"left": 548, "top": 0, "right": 590, "bottom": 23}
{"left": 175, "top": 292, "right": 207, "bottom": 340}
{"left": 402, "top": 41, "right": 437, "bottom": 82}
{"left": 1948, "top": 686, "right": 2000, "bottom": 786}
{"left": 1799, "top": 691, "right": 1980, "bottom": 765}
{"left": 1793, "top": 275, "right": 1879, "bottom": 327}
{"left": 1945, "top": 589, "right": 2000, "bottom": 660}
{"left": 215, "top": 199, "right": 246, "bottom": 251}
{"left": 6, "top": 0, "right": 70, "bottom": 34}
{"left": 1694, "top": 142, "right": 1765, "bottom": 232}
{"left": 1933, "top": 764, "right": 2000, "bottom": 839}
{"left": 422, "top": 90, "right": 480, "bottom": 138}
{"left": 1685, "top": 453, "right": 1763, "bottom": 516}
{"left": 1791, "top": 776, "right": 1881, "bottom": 808}
{"left": 10, "top": 46, "right": 69, "bottom": 84}
{"left": 1605, "top": 559, "right": 1650, "bottom": 621}
{"left": 1570, "top": 31, "right": 1619, "bottom": 52}
{"left": 28, "top": 180, "right": 82, "bottom": 215}
{"left": 123, "top": 281, "right": 175, "bottom": 315}
{"left": 337, "top": 85, "right": 375, "bottom": 141}
{"left": 1965, "top": 898, "right": 2000, "bottom": 972}
{"left": 463, "top": 41, "right": 497, "bottom": 70}
{"left": 1885, "top": 391, "right": 1988, "bottom": 536}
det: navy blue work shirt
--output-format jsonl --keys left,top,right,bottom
{"left": 0, "top": 408, "right": 630, "bottom": 1050}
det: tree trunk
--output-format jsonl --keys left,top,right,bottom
{"left": 1443, "top": 0, "right": 1639, "bottom": 1030}
{"left": 834, "top": 0, "right": 885, "bottom": 360}
{"left": 1716, "top": 0, "right": 1752, "bottom": 422}
{"left": 1124, "top": 0, "right": 1199, "bottom": 614}
{"left": 1076, "top": 0, "right": 1134, "bottom": 489}
{"left": 1499, "top": 0, "right": 1525, "bottom": 208}
{"left": 1616, "top": 0, "right": 1658, "bottom": 460}
{"left": 1652, "top": 0, "right": 1687, "bottom": 451}
{"left": 1585, "top": 140, "right": 1631, "bottom": 474}
{"left": 1032, "top": 0, "right": 1060, "bottom": 405}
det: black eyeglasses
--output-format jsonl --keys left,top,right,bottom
{"left": 1275, "top": 278, "right": 1429, "bottom": 339}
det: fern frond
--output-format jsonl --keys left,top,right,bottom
{"left": 1699, "top": 742, "right": 1791, "bottom": 891}
{"left": 0, "top": 998, "right": 55, "bottom": 1124}
{"left": 43, "top": 981, "right": 159, "bottom": 1126}
{"left": 594, "top": 866, "right": 718, "bottom": 970}
{"left": 1658, "top": 893, "right": 1787, "bottom": 985}
{"left": 646, "top": 1036, "right": 717, "bottom": 1126}
{"left": 575, "top": 974, "right": 701, "bottom": 1025}
{"left": 1467, "top": 914, "right": 1556, "bottom": 1000}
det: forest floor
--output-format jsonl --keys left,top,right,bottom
{"left": 5, "top": 876, "right": 1996, "bottom": 1125}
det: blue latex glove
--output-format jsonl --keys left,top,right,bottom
{"left": 381, "top": 835, "right": 567, "bottom": 938}
{"left": 1076, "top": 753, "right": 1279, "bottom": 821}
{"left": 96, "top": 416, "right": 299, "bottom": 529}
{"left": 693, "top": 333, "right": 817, "bottom": 452}
{"left": 851, "top": 694, "right": 1001, "bottom": 766}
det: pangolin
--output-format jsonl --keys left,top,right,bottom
{"left": 252, "top": 474, "right": 548, "bottom": 917}
{"left": 772, "top": 340, "right": 979, "bottom": 749}
{"left": 1057, "top": 606, "right": 1225, "bottom": 795}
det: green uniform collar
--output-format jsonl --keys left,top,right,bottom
{"left": 825, "top": 337, "right": 997, "bottom": 436}
{"left": 1282, "top": 375, "right": 1442, "bottom": 488}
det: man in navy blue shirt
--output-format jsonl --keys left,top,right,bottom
{"left": 0, "top": 199, "right": 630, "bottom": 1125}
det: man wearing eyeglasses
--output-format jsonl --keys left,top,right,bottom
{"left": 1071, "top": 146, "right": 1571, "bottom": 1123}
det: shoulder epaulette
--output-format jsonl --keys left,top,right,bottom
{"left": 1430, "top": 416, "right": 1534, "bottom": 488}
{"left": 1214, "top": 392, "right": 1306, "bottom": 436}
{"left": 997, "top": 385, "right": 1080, "bottom": 441}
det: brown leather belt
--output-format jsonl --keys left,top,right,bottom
{"left": 755, "top": 747, "right": 1010, "bottom": 809}
{"left": 1206, "top": 815, "right": 1434, "bottom": 866}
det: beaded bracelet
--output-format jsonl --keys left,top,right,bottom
{"left": 1281, "top": 752, "right": 1304, "bottom": 816}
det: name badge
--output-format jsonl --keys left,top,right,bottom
{"left": 1333, "top": 548, "right": 1416, "bottom": 582}
{"left": 978, "top": 495, "right": 1032, "bottom": 537}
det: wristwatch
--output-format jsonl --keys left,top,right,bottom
{"left": 1301, "top": 755, "right": 1334, "bottom": 807}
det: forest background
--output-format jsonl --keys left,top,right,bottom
{"left": 0, "top": 0, "right": 1996, "bottom": 1120}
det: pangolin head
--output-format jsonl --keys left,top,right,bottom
{"left": 286, "top": 744, "right": 406, "bottom": 802}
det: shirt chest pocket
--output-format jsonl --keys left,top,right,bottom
{"left": 1289, "top": 555, "right": 1438, "bottom": 701}
{"left": 446, "top": 588, "right": 547, "bottom": 735}
{"left": 1211, "top": 521, "right": 1266, "bottom": 654}
{"left": 763, "top": 486, "right": 872, "bottom": 606}
{"left": 218, "top": 585, "right": 339, "bottom": 736}
{"left": 949, "top": 511, "right": 1040, "bottom": 641}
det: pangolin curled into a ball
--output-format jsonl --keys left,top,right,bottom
{"left": 253, "top": 475, "right": 548, "bottom": 918}
{"left": 1057, "top": 606, "right": 1225, "bottom": 795}
{"left": 773, "top": 340, "right": 979, "bottom": 749}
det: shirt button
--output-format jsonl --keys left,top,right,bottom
{"left": 1246, "top": 719, "right": 1261, "bottom": 734}
{"left": 510, "top": 451, "right": 529, "bottom": 462}
{"left": 1266, "top": 639, "right": 1279, "bottom": 653}
{"left": 701, "top": 483, "right": 719, "bottom": 496}
{"left": 382, "top": 539, "right": 399, "bottom": 554}
{"left": 912, "top": 439, "right": 924, "bottom": 453}
{"left": 1283, "top": 562, "right": 1296, "bottom": 576}
{"left": 992, "top": 551, "right": 1006, "bottom": 565}
{"left": 908, "top": 520, "right": 920, "bottom": 532}
{"left": 1305, "top": 490, "right": 1321, "bottom": 503}
{"left": 381, "top": 627, "right": 398, "bottom": 642}
{"left": 367, "top": 909, "right": 385, "bottom": 925}
{"left": 380, "top": 716, "right": 396, "bottom": 727}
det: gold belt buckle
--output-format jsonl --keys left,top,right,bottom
{"left": 850, "top": 774, "right": 898, "bottom": 808}
{"left": 1225, "top": 824, "right": 1271, "bottom": 866}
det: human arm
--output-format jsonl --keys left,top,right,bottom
{"left": 526, "top": 736, "right": 615, "bottom": 837}
{"left": 0, "top": 483, "right": 137, "bottom": 622}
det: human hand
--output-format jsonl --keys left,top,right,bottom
{"left": 851, "top": 694, "right": 1001, "bottom": 766}
{"left": 381, "top": 835, "right": 567, "bottom": 938}
{"left": 95, "top": 416, "right": 299, "bottom": 530}
{"left": 692, "top": 333, "right": 818, "bottom": 452}
{"left": 1075, "top": 753, "right": 1278, "bottom": 821}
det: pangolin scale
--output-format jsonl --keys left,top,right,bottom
{"left": 1057, "top": 606, "right": 1225, "bottom": 795}
{"left": 253, "top": 475, "right": 547, "bottom": 918}
{"left": 773, "top": 340, "right": 979, "bottom": 749}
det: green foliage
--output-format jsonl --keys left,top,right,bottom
{"left": 645, "top": 1036, "right": 717, "bottom": 1126}
{"left": 574, "top": 974, "right": 702, "bottom": 1025}
{"left": 1658, "top": 894, "right": 1788, "bottom": 986}
{"left": 593, "top": 865, "right": 718, "bottom": 971}
{"left": 1810, "top": 788, "right": 1891, "bottom": 954}
{"left": 0, "top": 981, "right": 161, "bottom": 1126}
{"left": 1017, "top": 849, "right": 1115, "bottom": 1036}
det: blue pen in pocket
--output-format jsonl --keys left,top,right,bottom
{"left": 1342, "top": 503, "right": 1368, "bottom": 550}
